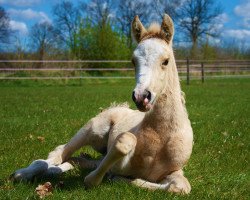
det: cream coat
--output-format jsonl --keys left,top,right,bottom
{"left": 12, "top": 14, "right": 193, "bottom": 194}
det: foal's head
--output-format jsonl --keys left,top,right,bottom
{"left": 131, "top": 14, "right": 176, "bottom": 112}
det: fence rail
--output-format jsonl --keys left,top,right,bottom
{"left": 0, "top": 59, "right": 250, "bottom": 84}
{"left": 0, "top": 68, "right": 134, "bottom": 71}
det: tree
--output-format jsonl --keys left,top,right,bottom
{"left": 29, "top": 22, "right": 60, "bottom": 63}
{"left": 81, "top": 0, "right": 116, "bottom": 28}
{"left": 177, "top": 0, "right": 222, "bottom": 58}
{"left": 116, "top": 0, "right": 151, "bottom": 47}
{"left": 52, "top": 1, "right": 81, "bottom": 57}
{"left": 152, "top": 0, "right": 182, "bottom": 20}
{"left": 77, "top": 22, "right": 131, "bottom": 61}
{"left": 13, "top": 35, "right": 29, "bottom": 60}
{"left": 201, "top": 39, "right": 217, "bottom": 60}
{"left": 0, "top": 6, "right": 12, "bottom": 48}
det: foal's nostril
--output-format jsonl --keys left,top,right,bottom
{"left": 143, "top": 90, "right": 151, "bottom": 102}
{"left": 147, "top": 91, "right": 151, "bottom": 101}
{"left": 132, "top": 90, "right": 151, "bottom": 104}
{"left": 132, "top": 91, "right": 136, "bottom": 102}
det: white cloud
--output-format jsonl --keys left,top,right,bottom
{"left": 0, "top": 0, "right": 41, "bottom": 7}
{"left": 234, "top": 1, "right": 250, "bottom": 28}
{"left": 212, "top": 38, "right": 221, "bottom": 44}
{"left": 8, "top": 8, "right": 51, "bottom": 23}
{"left": 234, "top": 1, "right": 250, "bottom": 18}
{"left": 217, "top": 13, "right": 229, "bottom": 24}
{"left": 206, "top": 13, "right": 228, "bottom": 34}
{"left": 9, "top": 20, "right": 28, "bottom": 35}
{"left": 224, "top": 29, "right": 250, "bottom": 40}
{"left": 242, "top": 18, "right": 250, "bottom": 28}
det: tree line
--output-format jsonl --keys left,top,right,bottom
{"left": 0, "top": 0, "right": 250, "bottom": 62}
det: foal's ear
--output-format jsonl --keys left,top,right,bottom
{"left": 161, "top": 14, "right": 174, "bottom": 43}
{"left": 131, "top": 15, "right": 147, "bottom": 43}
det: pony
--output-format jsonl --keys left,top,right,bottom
{"left": 12, "top": 14, "right": 193, "bottom": 194}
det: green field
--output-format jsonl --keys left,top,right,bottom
{"left": 0, "top": 78, "right": 249, "bottom": 199}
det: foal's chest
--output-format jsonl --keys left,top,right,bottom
{"left": 129, "top": 128, "right": 182, "bottom": 181}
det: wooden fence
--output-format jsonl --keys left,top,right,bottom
{"left": 0, "top": 59, "right": 249, "bottom": 84}
{"left": 177, "top": 59, "right": 250, "bottom": 84}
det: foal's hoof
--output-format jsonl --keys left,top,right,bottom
{"left": 10, "top": 160, "right": 48, "bottom": 182}
{"left": 167, "top": 179, "right": 191, "bottom": 194}
{"left": 10, "top": 168, "right": 34, "bottom": 182}
{"left": 84, "top": 171, "right": 102, "bottom": 189}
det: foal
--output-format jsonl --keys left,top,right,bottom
{"left": 12, "top": 14, "right": 193, "bottom": 194}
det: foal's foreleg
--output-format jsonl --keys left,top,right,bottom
{"left": 84, "top": 132, "right": 137, "bottom": 188}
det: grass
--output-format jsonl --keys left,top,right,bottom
{"left": 0, "top": 78, "right": 249, "bottom": 199}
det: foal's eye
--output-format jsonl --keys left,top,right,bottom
{"left": 162, "top": 59, "right": 169, "bottom": 66}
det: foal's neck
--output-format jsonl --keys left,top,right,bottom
{"left": 144, "top": 63, "right": 186, "bottom": 132}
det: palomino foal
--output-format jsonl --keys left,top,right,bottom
{"left": 12, "top": 14, "right": 193, "bottom": 194}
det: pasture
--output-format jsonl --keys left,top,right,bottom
{"left": 0, "top": 78, "right": 249, "bottom": 199}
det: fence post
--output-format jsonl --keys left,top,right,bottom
{"left": 80, "top": 65, "right": 82, "bottom": 86}
{"left": 186, "top": 57, "right": 190, "bottom": 85}
{"left": 201, "top": 62, "right": 204, "bottom": 83}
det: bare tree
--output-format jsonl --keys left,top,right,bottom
{"left": 52, "top": 1, "right": 81, "bottom": 55}
{"left": 116, "top": 0, "right": 151, "bottom": 47}
{"left": 0, "top": 6, "right": 12, "bottom": 48}
{"left": 81, "top": 0, "right": 116, "bottom": 28}
{"left": 30, "top": 22, "right": 60, "bottom": 63}
{"left": 13, "top": 35, "right": 29, "bottom": 60}
{"left": 152, "top": 0, "right": 182, "bottom": 20}
{"left": 177, "top": 0, "right": 222, "bottom": 58}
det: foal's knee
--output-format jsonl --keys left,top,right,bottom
{"left": 114, "top": 132, "right": 137, "bottom": 156}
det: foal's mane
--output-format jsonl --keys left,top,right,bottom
{"left": 140, "top": 23, "right": 168, "bottom": 43}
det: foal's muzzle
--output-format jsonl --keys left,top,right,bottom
{"left": 132, "top": 90, "right": 153, "bottom": 112}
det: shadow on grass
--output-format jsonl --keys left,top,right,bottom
{"left": 7, "top": 167, "right": 114, "bottom": 193}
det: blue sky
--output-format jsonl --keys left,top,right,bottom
{"left": 1, "top": 0, "right": 250, "bottom": 47}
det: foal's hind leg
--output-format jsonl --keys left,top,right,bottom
{"left": 112, "top": 169, "right": 191, "bottom": 194}
{"left": 163, "top": 169, "right": 191, "bottom": 194}
{"left": 11, "top": 109, "right": 115, "bottom": 181}
{"left": 47, "top": 112, "right": 112, "bottom": 166}
{"left": 42, "top": 156, "right": 103, "bottom": 177}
